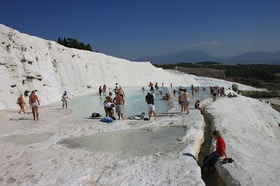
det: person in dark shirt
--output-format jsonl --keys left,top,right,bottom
{"left": 145, "top": 92, "right": 156, "bottom": 120}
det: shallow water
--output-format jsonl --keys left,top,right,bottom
{"left": 172, "top": 86, "right": 211, "bottom": 100}
{"left": 57, "top": 127, "right": 186, "bottom": 157}
{"left": 53, "top": 86, "right": 173, "bottom": 119}
{"left": 2, "top": 132, "right": 53, "bottom": 146}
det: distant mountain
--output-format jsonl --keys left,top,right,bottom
{"left": 137, "top": 50, "right": 280, "bottom": 64}
{"left": 226, "top": 51, "right": 280, "bottom": 64}
{"left": 136, "top": 50, "right": 218, "bottom": 64}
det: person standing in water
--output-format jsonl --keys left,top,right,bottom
{"left": 155, "top": 82, "right": 159, "bottom": 91}
{"left": 102, "top": 84, "right": 107, "bottom": 96}
{"left": 191, "top": 84, "right": 195, "bottom": 97}
{"left": 62, "top": 91, "right": 68, "bottom": 109}
{"left": 145, "top": 92, "right": 156, "bottom": 120}
{"left": 178, "top": 88, "right": 185, "bottom": 112}
{"left": 103, "top": 92, "right": 115, "bottom": 117}
{"left": 29, "top": 91, "right": 40, "bottom": 120}
{"left": 173, "top": 89, "right": 176, "bottom": 98}
{"left": 119, "top": 86, "right": 125, "bottom": 97}
{"left": 113, "top": 85, "right": 119, "bottom": 95}
{"left": 98, "top": 86, "right": 102, "bottom": 96}
{"left": 17, "top": 94, "right": 26, "bottom": 114}
{"left": 148, "top": 82, "right": 154, "bottom": 92}
{"left": 113, "top": 93, "right": 125, "bottom": 120}
{"left": 184, "top": 89, "right": 191, "bottom": 114}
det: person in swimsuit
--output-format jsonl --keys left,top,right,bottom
{"left": 113, "top": 93, "right": 125, "bottom": 120}
{"left": 184, "top": 89, "right": 190, "bottom": 114}
{"left": 62, "top": 91, "right": 68, "bottom": 109}
{"left": 29, "top": 91, "right": 40, "bottom": 120}
{"left": 17, "top": 94, "right": 26, "bottom": 114}
{"left": 99, "top": 86, "right": 102, "bottom": 96}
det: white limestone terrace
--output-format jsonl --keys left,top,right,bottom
{"left": 204, "top": 89, "right": 280, "bottom": 186}
{"left": 0, "top": 95, "right": 206, "bottom": 185}
{"left": 1, "top": 23, "right": 280, "bottom": 186}
{"left": 0, "top": 24, "right": 259, "bottom": 110}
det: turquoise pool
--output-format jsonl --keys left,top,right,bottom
{"left": 53, "top": 86, "right": 173, "bottom": 119}
{"left": 53, "top": 86, "right": 211, "bottom": 119}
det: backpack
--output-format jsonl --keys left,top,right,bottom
{"left": 91, "top": 113, "right": 101, "bottom": 117}
{"left": 101, "top": 117, "right": 113, "bottom": 123}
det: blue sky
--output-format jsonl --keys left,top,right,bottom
{"left": 1, "top": 0, "right": 280, "bottom": 60}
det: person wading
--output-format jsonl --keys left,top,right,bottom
{"left": 145, "top": 92, "right": 156, "bottom": 120}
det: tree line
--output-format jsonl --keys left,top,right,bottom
{"left": 57, "top": 37, "right": 93, "bottom": 51}
{"left": 154, "top": 62, "right": 280, "bottom": 83}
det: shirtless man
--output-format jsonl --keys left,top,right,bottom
{"left": 17, "top": 94, "right": 26, "bottom": 114}
{"left": 113, "top": 93, "right": 125, "bottom": 120}
{"left": 118, "top": 86, "right": 125, "bottom": 97}
{"left": 29, "top": 91, "right": 40, "bottom": 120}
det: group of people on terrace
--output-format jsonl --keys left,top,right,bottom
{"left": 102, "top": 85, "right": 125, "bottom": 121}
{"left": 210, "top": 86, "right": 225, "bottom": 101}
{"left": 16, "top": 83, "right": 228, "bottom": 123}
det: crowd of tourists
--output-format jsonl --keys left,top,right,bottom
{"left": 16, "top": 83, "right": 232, "bottom": 175}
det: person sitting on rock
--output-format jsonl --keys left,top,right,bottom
{"left": 194, "top": 100, "right": 203, "bottom": 113}
{"left": 228, "top": 92, "right": 233, "bottom": 98}
{"left": 202, "top": 130, "right": 230, "bottom": 174}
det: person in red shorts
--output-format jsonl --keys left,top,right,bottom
{"left": 202, "top": 130, "right": 231, "bottom": 174}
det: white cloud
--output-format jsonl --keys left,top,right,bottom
{"left": 239, "top": 41, "right": 252, "bottom": 48}
{"left": 188, "top": 41, "right": 223, "bottom": 48}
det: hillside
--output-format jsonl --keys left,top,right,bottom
{"left": 137, "top": 50, "right": 280, "bottom": 64}
{"left": 155, "top": 63, "right": 280, "bottom": 91}
{"left": 137, "top": 50, "right": 218, "bottom": 64}
{"left": 0, "top": 24, "right": 204, "bottom": 110}
{"left": 0, "top": 24, "right": 261, "bottom": 110}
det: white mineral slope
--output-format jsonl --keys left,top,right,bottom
{"left": 0, "top": 97, "right": 206, "bottom": 186}
{"left": 205, "top": 90, "right": 280, "bottom": 186}
{"left": 0, "top": 23, "right": 260, "bottom": 110}
{"left": 0, "top": 24, "right": 201, "bottom": 110}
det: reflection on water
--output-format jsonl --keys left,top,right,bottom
{"left": 57, "top": 127, "right": 186, "bottom": 157}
